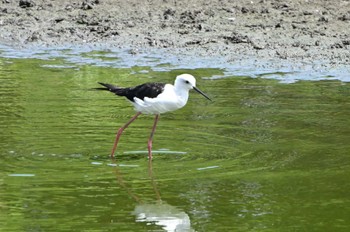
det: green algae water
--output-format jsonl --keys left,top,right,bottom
{"left": 1, "top": 50, "right": 350, "bottom": 231}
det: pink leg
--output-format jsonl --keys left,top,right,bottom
{"left": 110, "top": 112, "right": 142, "bottom": 158}
{"left": 148, "top": 114, "right": 159, "bottom": 160}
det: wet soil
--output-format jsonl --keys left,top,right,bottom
{"left": 0, "top": 0, "right": 349, "bottom": 71}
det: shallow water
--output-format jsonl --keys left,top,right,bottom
{"left": 1, "top": 48, "right": 350, "bottom": 231}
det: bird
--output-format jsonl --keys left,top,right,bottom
{"left": 95, "top": 74, "right": 211, "bottom": 160}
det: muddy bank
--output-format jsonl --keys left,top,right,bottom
{"left": 0, "top": 0, "right": 349, "bottom": 73}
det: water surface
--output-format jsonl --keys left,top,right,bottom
{"left": 1, "top": 48, "right": 350, "bottom": 231}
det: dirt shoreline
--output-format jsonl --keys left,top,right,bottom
{"left": 1, "top": 0, "right": 349, "bottom": 75}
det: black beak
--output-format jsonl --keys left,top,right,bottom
{"left": 193, "top": 86, "right": 212, "bottom": 101}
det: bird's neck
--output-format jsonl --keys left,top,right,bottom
{"left": 174, "top": 87, "right": 189, "bottom": 103}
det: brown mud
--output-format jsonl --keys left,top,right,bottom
{"left": 0, "top": 0, "right": 349, "bottom": 77}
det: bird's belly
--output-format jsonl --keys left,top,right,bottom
{"left": 132, "top": 97, "right": 186, "bottom": 114}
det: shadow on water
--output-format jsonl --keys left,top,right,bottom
{"left": 1, "top": 47, "right": 350, "bottom": 231}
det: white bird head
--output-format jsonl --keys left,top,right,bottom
{"left": 174, "top": 74, "right": 211, "bottom": 101}
{"left": 175, "top": 74, "right": 196, "bottom": 90}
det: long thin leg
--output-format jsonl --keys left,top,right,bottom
{"left": 147, "top": 114, "right": 159, "bottom": 160}
{"left": 110, "top": 112, "right": 142, "bottom": 158}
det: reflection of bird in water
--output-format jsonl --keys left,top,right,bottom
{"left": 113, "top": 160, "right": 194, "bottom": 232}
{"left": 95, "top": 74, "right": 211, "bottom": 160}
{"left": 133, "top": 203, "right": 192, "bottom": 232}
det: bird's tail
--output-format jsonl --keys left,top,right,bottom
{"left": 93, "top": 82, "right": 126, "bottom": 96}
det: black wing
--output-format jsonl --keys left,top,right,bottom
{"left": 125, "top": 83, "right": 166, "bottom": 102}
{"left": 96, "top": 82, "right": 166, "bottom": 102}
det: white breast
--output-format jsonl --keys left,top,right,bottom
{"left": 132, "top": 84, "right": 189, "bottom": 114}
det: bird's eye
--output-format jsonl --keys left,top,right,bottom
{"left": 185, "top": 80, "right": 190, "bottom": 84}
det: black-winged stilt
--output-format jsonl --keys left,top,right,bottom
{"left": 95, "top": 74, "right": 211, "bottom": 160}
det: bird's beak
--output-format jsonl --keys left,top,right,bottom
{"left": 193, "top": 86, "right": 212, "bottom": 101}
